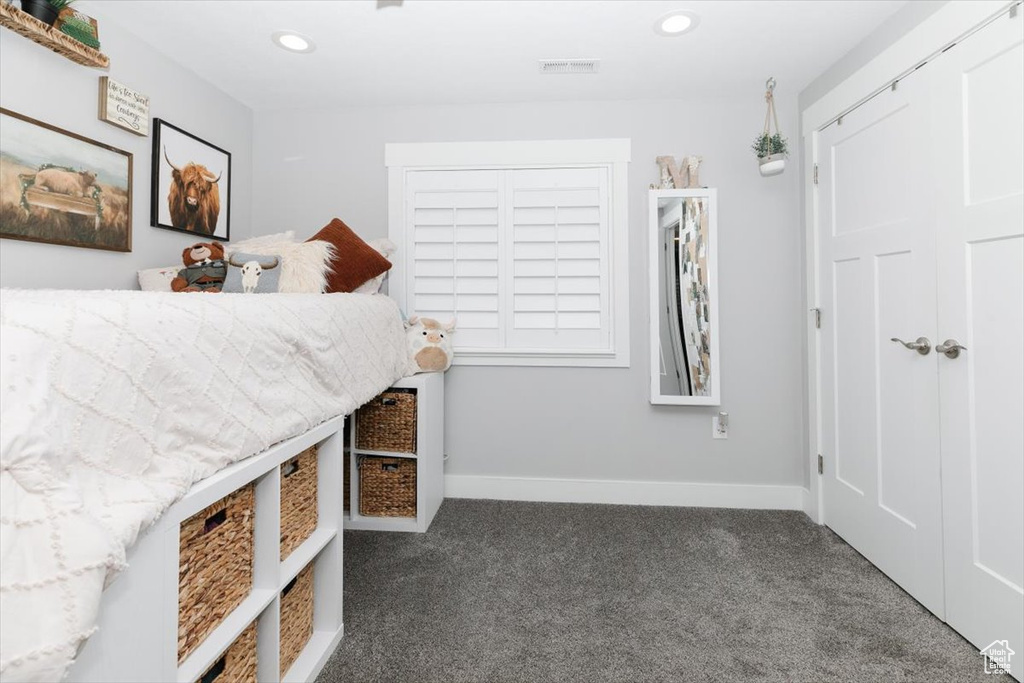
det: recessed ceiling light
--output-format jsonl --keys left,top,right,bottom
{"left": 655, "top": 10, "right": 700, "bottom": 37}
{"left": 272, "top": 31, "right": 316, "bottom": 54}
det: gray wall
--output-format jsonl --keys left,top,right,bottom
{"left": 0, "top": 11, "right": 253, "bottom": 290}
{"left": 798, "top": 1, "right": 948, "bottom": 113}
{"left": 254, "top": 96, "right": 805, "bottom": 487}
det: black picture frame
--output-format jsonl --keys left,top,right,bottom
{"left": 0, "top": 107, "right": 133, "bottom": 253}
{"left": 150, "top": 119, "right": 231, "bottom": 241}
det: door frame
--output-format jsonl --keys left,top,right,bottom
{"left": 800, "top": 0, "right": 1016, "bottom": 524}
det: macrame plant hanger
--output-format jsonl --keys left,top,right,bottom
{"left": 759, "top": 76, "right": 787, "bottom": 177}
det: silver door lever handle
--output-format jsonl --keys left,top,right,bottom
{"left": 891, "top": 337, "right": 931, "bottom": 355}
{"left": 936, "top": 339, "right": 966, "bottom": 359}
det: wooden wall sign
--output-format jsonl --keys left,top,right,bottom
{"left": 98, "top": 77, "right": 150, "bottom": 136}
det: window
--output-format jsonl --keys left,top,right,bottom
{"left": 386, "top": 139, "right": 630, "bottom": 367}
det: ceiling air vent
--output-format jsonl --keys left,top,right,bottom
{"left": 538, "top": 59, "right": 601, "bottom": 75}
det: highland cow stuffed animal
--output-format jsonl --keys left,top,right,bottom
{"left": 405, "top": 316, "right": 455, "bottom": 374}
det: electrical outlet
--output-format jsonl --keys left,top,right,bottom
{"left": 713, "top": 412, "right": 729, "bottom": 439}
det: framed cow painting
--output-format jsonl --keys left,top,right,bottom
{"left": 0, "top": 108, "right": 132, "bottom": 252}
{"left": 151, "top": 119, "right": 231, "bottom": 241}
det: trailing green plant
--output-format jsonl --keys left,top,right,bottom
{"left": 47, "top": 0, "right": 76, "bottom": 9}
{"left": 752, "top": 133, "right": 789, "bottom": 159}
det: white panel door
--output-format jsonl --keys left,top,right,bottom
{"left": 932, "top": 13, "right": 1024, "bottom": 674}
{"left": 817, "top": 73, "right": 945, "bottom": 616}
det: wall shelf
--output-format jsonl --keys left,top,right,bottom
{"left": 0, "top": 2, "right": 109, "bottom": 69}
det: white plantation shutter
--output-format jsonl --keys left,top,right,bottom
{"left": 508, "top": 168, "right": 610, "bottom": 351}
{"left": 406, "top": 170, "right": 501, "bottom": 349}
{"left": 389, "top": 139, "right": 629, "bottom": 367}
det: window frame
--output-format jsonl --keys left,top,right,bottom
{"left": 386, "top": 139, "right": 631, "bottom": 368}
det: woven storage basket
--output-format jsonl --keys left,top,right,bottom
{"left": 280, "top": 446, "right": 318, "bottom": 561}
{"left": 194, "top": 621, "right": 257, "bottom": 683}
{"left": 343, "top": 450, "right": 351, "bottom": 512}
{"left": 279, "top": 563, "right": 314, "bottom": 678}
{"left": 359, "top": 456, "right": 417, "bottom": 518}
{"left": 178, "top": 484, "right": 255, "bottom": 663}
{"left": 356, "top": 389, "right": 417, "bottom": 453}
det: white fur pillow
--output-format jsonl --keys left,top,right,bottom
{"left": 138, "top": 266, "right": 180, "bottom": 292}
{"left": 227, "top": 233, "right": 334, "bottom": 294}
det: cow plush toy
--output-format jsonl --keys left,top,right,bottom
{"left": 405, "top": 316, "right": 455, "bottom": 374}
{"left": 171, "top": 241, "right": 227, "bottom": 292}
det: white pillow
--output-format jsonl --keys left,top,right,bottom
{"left": 227, "top": 232, "right": 334, "bottom": 294}
{"left": 229, "top": 231, "right": 295, "bottom": 251}
{"left": 138, "top": 266, "right": 180, "bottom": 292}
{"left": 352, "top": 238, "right": 397, "bottom": 294}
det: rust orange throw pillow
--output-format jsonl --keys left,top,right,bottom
{"left": 306, "top": 218, "right": 392, "bottom": 293}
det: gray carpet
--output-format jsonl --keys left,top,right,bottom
{"left": 317, "top": 499, "right": 1003, "bottom": 682}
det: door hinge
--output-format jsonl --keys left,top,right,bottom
{"left": 811, "top": 307, "right": 821, "bottom": 329}
{"left": 1010, "top": 3, "right": 1018, "bottom": 19}
{"left": 817, "top": 454, "right": 824, "bottom": 475}
{"left": 813, "top": 164, "right": 819, "bottom": 185}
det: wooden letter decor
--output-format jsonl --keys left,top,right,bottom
{"left": 656, "top": 155, "right": 704, "bottom": 189}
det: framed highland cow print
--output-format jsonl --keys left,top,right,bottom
{"left": 0, "top": 108, "right": 132, "bottom": 252}
{"left": 151, "top": 119, "right": 230, "bottom": 241}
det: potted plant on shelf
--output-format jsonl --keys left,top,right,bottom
{"left": 753, "top": 132, "right": 788, "bottom": 177}
{"left": 19, "top": 0, "right": 73, "bottom": 27}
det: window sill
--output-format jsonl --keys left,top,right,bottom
{"left": 451, "top": 349, "right": 630, "bottom": 368}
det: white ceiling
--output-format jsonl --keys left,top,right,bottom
{"left": 89, "top": 0, "right": 908, "bottom": 110}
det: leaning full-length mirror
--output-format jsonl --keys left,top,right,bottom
{"left": 649, "top": 189, "right": 720, "bottom": 405}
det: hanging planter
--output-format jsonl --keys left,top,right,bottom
{"left": 753, "top": 77, "right": 788, "bottom": 177}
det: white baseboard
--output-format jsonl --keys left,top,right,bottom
{"left": 444, "top": 474, "right": 804, "bottom": 510}
{"left": 801, "top": 485, "right": 824, "bottom": 524}
{"left": 801, "top": 486, "right": 814, "bottom": 519}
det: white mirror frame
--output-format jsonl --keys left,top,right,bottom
{"left": 648, "top": 188, "right": 721, "bottom": 406}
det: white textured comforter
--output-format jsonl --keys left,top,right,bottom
{"left": 0, "top": 290, "right": 409, "bottom": 682}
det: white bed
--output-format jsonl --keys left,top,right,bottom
{"left": 0, "top": 290, "right": 409, "bottom": 682}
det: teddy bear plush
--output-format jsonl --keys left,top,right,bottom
{"left": 171, "top": 241, "right": 228, "bottom": 293}
{"left": 405, "top": 316, "right": 455, "bottom": 374}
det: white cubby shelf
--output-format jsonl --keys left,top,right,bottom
{"left": 68, "top": 416, "right": 346, "bottom": 683}
{"left": 345, "top": 373, "right": 445, "bottom": 533}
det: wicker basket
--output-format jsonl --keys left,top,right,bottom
{"left": 359, "top": 456, "right": 417, "bottom": 518}
{"left": 178, "top": 484, "right": 255, "bottom": 663}
{"left": 194, "top": 621, "right": 257, "bottom": 683}
{"left": 356, "top": 389, "right": 417, "bottom": 453}
{"left": 280, "top": 446, "right": 318, "bottom": 561}
{"left": 279, "top": 563, "right": 314, "bottom": 678}
{"left": 343, "top": 449, "right": 351, "bottom": 512}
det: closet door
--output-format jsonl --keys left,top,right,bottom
{"left": 932, "top": 13, "right": 1024, "bottom": 669}
{"left": 817, "top": 73, "right": 945, "bottom": 616}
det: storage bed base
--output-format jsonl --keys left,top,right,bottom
{"left": 67, "top": 417, "right": 346, "bottom": 683}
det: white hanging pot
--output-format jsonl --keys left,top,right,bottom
{"left": 755, "top": 77, "right": 788, "bottom": 178}
{"left": 758, "top": 154, "right": 786, "bottom": 177}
